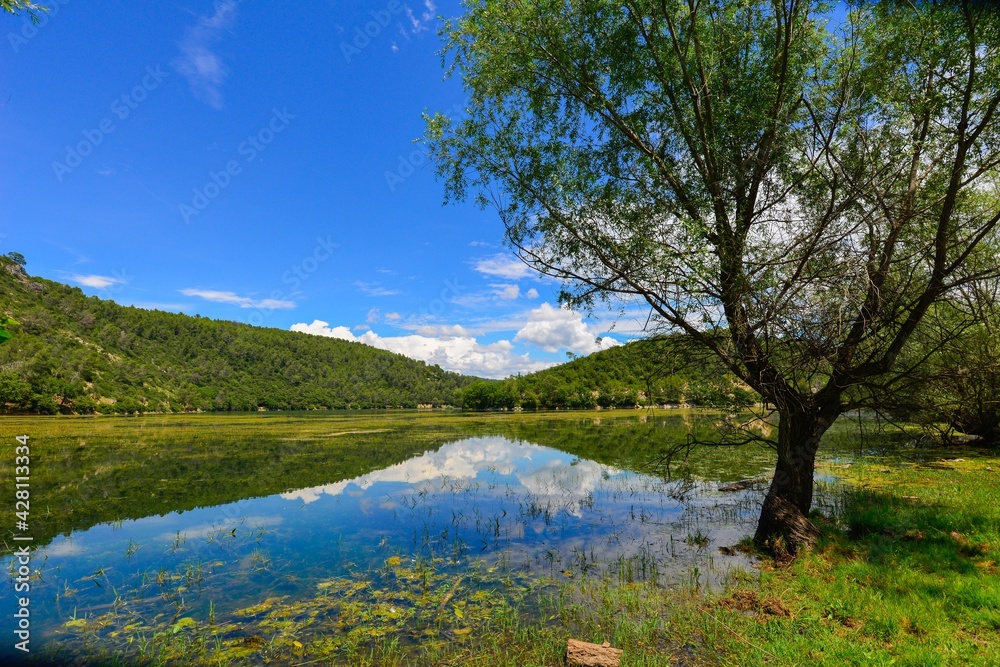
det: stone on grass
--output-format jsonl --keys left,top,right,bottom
{"left": 565, "top": 638, "right": 623, "bottom": 667}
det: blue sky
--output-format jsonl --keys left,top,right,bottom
{"left": 0, "top": 0, "right": 643, "bottom": 377}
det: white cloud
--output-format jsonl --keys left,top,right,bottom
{"left": 179, "top": 289, "right": 295, "bottom": 310}
{"left": 403, "top": 2, "right": 435, "bottom": 33}
{"left": 526, "top": 288, "right": 540, "bottom": 299}
{"left": 408, "top": 323, "right": 472, "bottom": 337}
{"left": 293, "top": 321, "right": 355, "bottom": 339}
{"left": 449, "top": 284, "right": 531, "bottom": 309}
{"left": 355, "top": 281, "right": 401, "bottom": 297}
{"left": 515, "top": 303, "right": 620, "bottom": 355}
{"left": 385, "top": 312, "right": 402, "bottom": 321}
{"left": 172, "top": 1, "right": 238, "bottom": 109}
{"left": 493, "top": 284, "right": 520, "bottom": 300}
{"left": 281, "top": 436, "right": 619, "bottom": 520}
{"left": 44, "top": 538, "right": 85, "bottom": 557}
{"left": 473, "top": 254, "right": 532, "bottom": 280}
{"left": 70, "top": 274, "right": 125, "bottom": 289}
{"left": 405, "top": 5, "right": 422, "bottom": 31}
{"left": 395, "top": 315, "right": 531, "bottom": 338}
{"left": 290, "top": 320, "right": 552, "bottom": 378}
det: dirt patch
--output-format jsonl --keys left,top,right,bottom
{"left": 718, "top": 589, "right": 790, "bottom": 617}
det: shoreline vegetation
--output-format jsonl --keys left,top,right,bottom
{"left": 5, "top": 411, "right": 999, "bottom": 665}
{"left": 0, "top": 256, "right": 755, "bottom": 416}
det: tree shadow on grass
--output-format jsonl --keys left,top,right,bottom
{"left": 810, "top": 484, "right": 1000, "bottom": 638}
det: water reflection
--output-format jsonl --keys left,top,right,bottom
{"left": 281, "top": 437, "right": 623, "bottom": 514}
{"left": 4, "top": 435, "right": 762, "bottom": 662}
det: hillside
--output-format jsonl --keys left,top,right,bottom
{"left": 460, "top": 336, "right": 758, "bottom": 410}
{"left": 0, "top": 254, "right": 754, "bottom": 415}
{"left": 0, "top": 256, "right": 474, "bottom": 414}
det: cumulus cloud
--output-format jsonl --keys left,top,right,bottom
{"left": 526, "top": 288, "right": 539, "bottom": 299}
{"left": 172, "top": 1, "right": 238, "bottom": 109}
{"left": 407, "top": 323, "right": 473, "bottom": 337}
{"left": 473, "top": 254, "right": 531, "bottom": 280}
{"left": 70, "top": 274, "right": 126, "bottom": 289}
{"left": 281, "top": 436, "right": 620, "bottom": 520}
{"left": 493, "top": 284, "right": 520, "bottom": 300}
{"left": 179, "top": 288, "right": 295, "bottom": 309}
{"left": 515, "top": 303, "right": 620, "bottom": 355}
{"left": 290, "top": 319, "right": 552, "bottom": 378}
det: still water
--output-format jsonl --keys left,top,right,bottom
{"left": 0, "top": 411, "right": 893, "bottom": 664}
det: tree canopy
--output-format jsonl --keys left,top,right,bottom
{"left": 882, "top": 277, "right": 1000, "bottom": 445}
{"left": 428, "top": 0, "right": 1000, "bottom": 552}
{"left": 458, "top": 336, "right": 758, "bottom": 411}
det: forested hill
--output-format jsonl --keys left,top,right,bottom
{"left": 460, "top": 337, "right": 758, "bottom": 410}
{"left": 0, "top": 256, "right": 475, "bottom": 414}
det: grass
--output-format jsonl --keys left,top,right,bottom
{"left": 702, "top": 455, "right": 1000, "bottom": 667}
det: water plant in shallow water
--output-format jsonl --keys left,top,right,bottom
{"left": 52, "top": 557, "right": 545, "bottom": 665}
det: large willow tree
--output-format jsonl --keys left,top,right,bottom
{"left": 428, "top": 0, "right": 1000, "bottom": 552}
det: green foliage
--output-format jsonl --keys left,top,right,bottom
{"left": 459, "top": 337, "right": 758, "bottom": 410}
{"left": 881, "top": 291, "right": 1000, "bottom": 444}
{"left": 0, "top": 316, "right": 13, "bottom": 345}
{"left": 0, "top": 0, "right": 46, "bottom": 23}
{"left": 0, "top": 256, "right": 475, "bottom": 414}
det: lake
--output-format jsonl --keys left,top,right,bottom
{"left": 0, "top": 410, "right": 911, "bottom": 665}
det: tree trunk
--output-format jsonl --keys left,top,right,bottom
{"left": 753, "top": 404, "right": 837, "bottom": 557}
